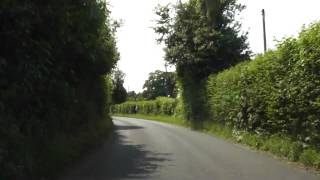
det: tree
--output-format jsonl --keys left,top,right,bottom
{"left": 112, "top": 69, "right": 127, "bottom": 104}
{"left": 154, "top": 0, "right": 250, "bottom": 121}
{"left": 0, "top": 0, "right": 118, "bottom": 178}
{"left": 127, "top": 91, "right": 137, "bottom": 101}
{"left": 142, "top": 70, "right": 177, "bottom": 100}
{"left": 200, "top": 0, "right": 223, "bottom": 26}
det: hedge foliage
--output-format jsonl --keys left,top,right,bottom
{"left": 112, "top": 97, "right": 177, "bottom": 116}
{"left": 0, "top": 0, "right": 117, "bottom": 179}
{"left": 207, "top": 22, "right": 320, "bottom": 147}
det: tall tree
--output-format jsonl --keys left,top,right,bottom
{"left": 112, "top": 69, "right": 127, "bottom": 104}
{"left": 142, "top": 70, "right": 177, "bottom": 100}
{"left": 154, "top": 0, "right": 250, "bottom": 121}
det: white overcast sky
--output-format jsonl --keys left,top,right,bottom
{"left": 109, "top": 0, "right": 320, "bottom": 93}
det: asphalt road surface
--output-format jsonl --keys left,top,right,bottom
{"left": 61, "top": 117, "right": 319, "bottom": 180}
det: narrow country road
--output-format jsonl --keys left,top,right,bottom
{"left": 62, "top": 117, "right": 319, "bottom": 180}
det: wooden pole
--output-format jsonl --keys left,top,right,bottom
{"left": 262, "top": 9, "right": 267, "bottom": 53}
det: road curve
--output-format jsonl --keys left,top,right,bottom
{"left": 62, "top": 117, "right": 319, "bottom": 180}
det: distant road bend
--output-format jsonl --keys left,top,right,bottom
{"left": 62, "top": 117, "right": 319, "bottom": 180}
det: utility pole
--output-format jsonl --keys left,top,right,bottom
{"left": 262, "top": 9, "right": 267, "bottom": 53}
{"left": 164, "top": 62, "right": 168, "bottom": 97}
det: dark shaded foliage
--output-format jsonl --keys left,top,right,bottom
{"left": 0, "top": 0, "right": 118, "bottom": 179}
{"left": 112, "top": 69, "right": 127, "bottom": 104}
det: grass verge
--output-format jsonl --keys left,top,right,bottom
{"left": 114, "top": 113, "right": 190, "bottom": 127}
{"left": 114, "top": 113, "right": 320, "bottom": 172}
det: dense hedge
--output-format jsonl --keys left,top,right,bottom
{"left": 0, "top": 0, "right": 117, "bottom": 179}
{"left": 112, "top": 97, "right": 177, "bottom": 116}
{"left": 207, "top": 22, "right": 320, "bottom": 147}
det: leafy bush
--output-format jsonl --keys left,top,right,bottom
{"left": 207, "top": 22, "right": 320, "bottom": 148}
{"left": 300, "top": 149, "right": 320, "bottom": 168}
{"left": 112, "top": 97, "right": 178, "bottom": 116}
{"left": 0, "top": 0, "right": 117, "bottom": 179}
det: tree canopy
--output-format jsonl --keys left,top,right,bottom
{"left": 142, "top": 70, "right": 177, "bottom": 100}
{"left": 155, "top": 0, "right": 250, "bottom": 79}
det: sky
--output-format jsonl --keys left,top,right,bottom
{"left": 108, "top": 0, "right": 320, "bottom": 93}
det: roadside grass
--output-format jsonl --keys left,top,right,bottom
{"left": 114, "top": 113, "right": 320, "bottom": 172}
{"left": 114, "top": 113, "right": 191, "bottom": 127}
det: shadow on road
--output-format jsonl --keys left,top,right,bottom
{"left": 61, "top": 124, "right": 171, "bottom": 180}
{"left": 115, "top": 125, "right": 145, "bottom": 131}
